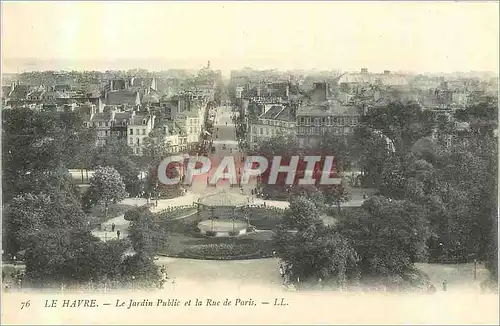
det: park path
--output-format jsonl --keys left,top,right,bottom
{"left": 91, "top": 187, "right": 375, "bottom": 242}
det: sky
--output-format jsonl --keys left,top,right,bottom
{"left": 1, "top": 1, "right": 499, "bottom": 75}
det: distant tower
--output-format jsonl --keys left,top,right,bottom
{"left": 207, "top": 61, "right": 211, "bottom": 69}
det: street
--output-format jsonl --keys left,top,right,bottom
{"left": 189, "top": 105, "right": 253, "bottom": 194}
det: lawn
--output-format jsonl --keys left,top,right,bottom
{"left": 155, "top": 207, "right": 275, "bottom": 259}
{"left": 247, "top": 206, "right": 286, "bottom": 230}
{"left": 415, "top": 262, "right": 490, "bottom": 289}
{"left": 157, "top": 231, "right": 274, "bottom": 259}
{"left": 156, "top": 207, "right": 198, "bottom": 220}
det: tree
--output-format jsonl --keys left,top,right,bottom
{"left": 90, "top": 137, "right": 133, "bottom": 168}
{"left": 3, "top": 191, "right": 85, "bottom": 257}
{"left": 454, "top": 97, "right": 498, "bottom": 122}
{"left": 23, "top": 227, "right": 131, "bottom": 287}
{"left": 289, "top": 185, "right": 326, "bottom": 213}
{"left": 128, "top": 208, "right": 168, "bottom": 255}
{"left": 323, "top": 182, "right": 351, "bottom": 215}
{"left": 251, "top": 134, "right": 305, "bottom": 198}
{"left": 87, "top": 166, "right": 128, "bottom": 217}
{"left": 120, "top": 253, "right": 162, "bottom": 289}
{"left": 317, "top": 133, "right": 352, "bottom": 171}
{"left": 337, "top": 196, "right": 431, "bottom": 282}
{"left": 273, "top": 223, "right": 359, "bottom": 287}
{"left": 68, "top": 127, "right": 98, "bottom": 182}
{"left": 23, "top": 228, "right": 100, "bottom": 285}
{"left": 114, "top": 157, "right": 142, "bottom": 197}
{"left": 351, "top": 125, "right": 394, "bottom": 187}
{"left": 360, "top": 101, "right": 436, "bottom": 153}
{"left": 2, "top": 108, "right": 94, "bottom": 202}
{"left": 143, "top": 128, "right": 171, "bottom": 164}
{"left": 282, "top": 196, "right": 323, "bottom": 231}
{"left": 124, "top": 205, "right": 150, "bottom": 222}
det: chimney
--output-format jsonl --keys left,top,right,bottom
{"left": 361, "top": 68, "right": 368, "bottom": 74}
{"left": 286, "top": 84, "right": 290, "bottom": 98}
{"left": 384, "top": 70, "right": 390, "bottom": 75}
{"left": 110, "top": 80, "right": 114, "bottom": 91}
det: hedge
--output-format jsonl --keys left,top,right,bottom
{"left": 181, "top": 242, "right": 273, "bottom": 260}
{"left": 156, "top": 205, "right": 198, "bottom": 220}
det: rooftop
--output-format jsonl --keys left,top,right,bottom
{"left": 106, "top": 90, "right": 139, "bottom": 106}
{"left": 339, "top": 73, "right": 410, "bottom": 86}
{"left": 259, "top": 105, "right": 295, "bottom": 122}
{"left": 297, "top": 100, "right": 360, "bottom": 117}
{"left": 91, "top": 112, "right": 113, "bottom": 122}
{"left": 197, "top": 190, "right": 250, "bottom": 207}
{"left": 129, "top": 114, "right": 152, "bottom": 126}
{"left": 130, "top": 77, "right": 154, "bottom": 88}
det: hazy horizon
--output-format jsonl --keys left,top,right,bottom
{"left": 1, "top": 1, "right": 499, "bottom": 76}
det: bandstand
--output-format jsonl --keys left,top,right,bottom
{"left": 194, "top": 190, "right": 252, "bottom": 237}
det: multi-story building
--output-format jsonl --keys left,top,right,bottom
{"left": 127, "top": 112, "right": 156, "bottom": 155}
{"left": 174, "top": 110, "right": 201, "bottom": 146}
{"left": 110, "top": 112, "right": 131, "bottom": 139}
{"left": 163, "top": 121, "right": 182, "bottom": 153}
{"left": 247, "top": 104, "right": 297, "bottom": 149}
{"left": 89, "top": 110, "right": 115, "bottom": 147}
{"left": 296, "top": 82, "right": 361, "bottom": 146}
{"left": 87, "top": 108, "right": 156, "bottom": 154}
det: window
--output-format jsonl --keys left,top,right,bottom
{"left": 266, "top": 128, "right": 269, "bottom": 135}
{"left": 105, "top": 122, "right": 109, "bottom": 127}
{"left": 105, "top": 131, "right": 109, "bottom": 136}
{"left": 141, "top": 129, "right": 146, "bottom": 135}
{"left": 136, "top": 138, "right": 140, "bottom": 145}
{"left": 129, "top": 129, "right": 134, "bottom": 135}
{"left": 129, "top": 137, "right": 133, "bottom": 144}
{"left": 260, "top": 128, "right": 263, "bottom": 135}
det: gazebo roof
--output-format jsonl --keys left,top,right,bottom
{"left": 197, "top": 190, "right": 250, "bottom": 207}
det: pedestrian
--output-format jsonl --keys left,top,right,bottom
{"left": 116, "top": 230, "right": 121, "bottom": 240}
{"left": 362, "top": 193, "right": 367, "bottom": 199}
{"left": 442, "top": 280, "right": 447, "bottom": 292}
{"left": 111, "top": 223, "right": 115, "bottom": 232}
